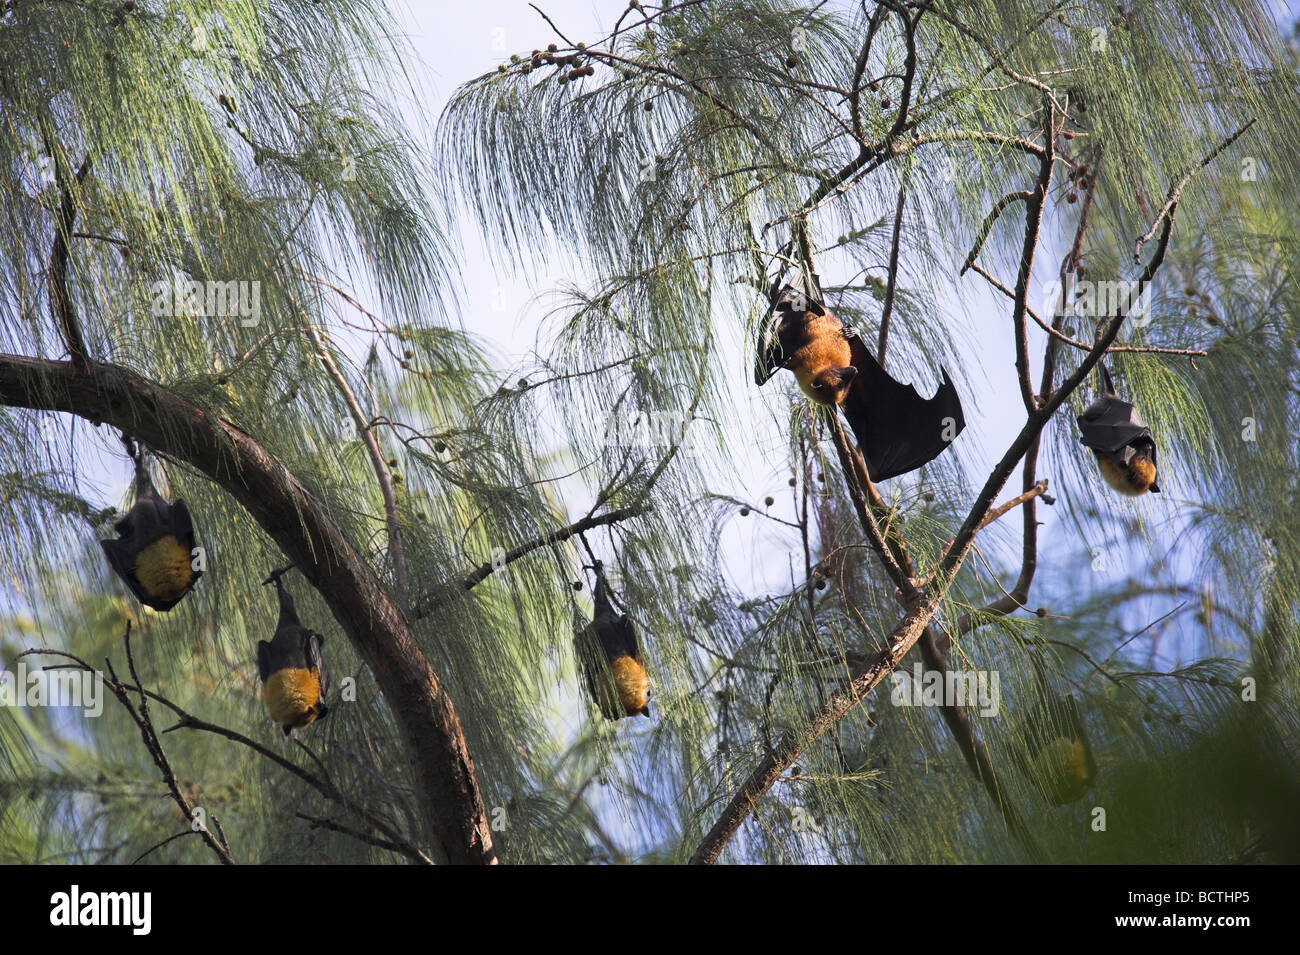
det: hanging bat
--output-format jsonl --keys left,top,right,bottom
{"left": 574, "top": 562, "right": 650, "bottom": 720}
{"left": 1021, "top": 654, "right": 1097, "bottom": 806}
{"left": 258, "top": 568, "right": 329, "bottom": 735}
{"left": 100, "top": 450, "right": 202, "bottom": 611}
{"left": 754, "top": 271, "right": 965, "bottom": 481}
{"left": 1076, "top": 361, "right": 1160, "bottom": 495}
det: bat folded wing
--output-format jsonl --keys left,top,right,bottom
{"left": 842, "top": 337, "right": 965, "bottom": 482}
{"left": 305, "top": 631, "right": 329, "bottom": 701}
{"left": 1077, "top": 397, "right": 1153, "bottom": 454}
{"left": 754, "top": 275, "right": 825, "bottom": 385}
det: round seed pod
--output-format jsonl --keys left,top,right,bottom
{"left": 739, "top": 506, "right": 750, "bottom": 516}
{"left": 788, "top": 477, "right": 797, "bottom": 487}
{"left": 764, "top": 496, "right": 774, "bottom": 506}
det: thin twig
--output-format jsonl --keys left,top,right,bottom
{"left": 306, "top": 324, "right": 409, "bottom": 600}
{"left": 1133, "top": 119, "right": 1256, "bottom": 261}
{"left": 48, "top": 153, "right": 92, "bottom": 369}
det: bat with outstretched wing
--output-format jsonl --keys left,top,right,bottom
{"left": 755, "top": 272, "right": 965, "bottom": 481}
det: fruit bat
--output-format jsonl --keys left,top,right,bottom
{"left": 1021, "top": 654, "right": 1096, "bottom": 806}
{"left": 574, "top": 562, "right": 650, "bottom": 720}
{"left": 258, "top": 569, "right": 329, "bottom": 736}
{"left": 1076, "top": 361, "right": 1160, "bottom": 495}
{"left": 99, "top": 450, "right": 201, "bottom": 611}
{"left": 754, "top": 271, "right": 965, "bottom": 481}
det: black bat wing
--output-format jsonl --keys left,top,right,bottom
{"left": 305, "top": 630, "right": 328, "bottom": 701}
{"left": 122, "top": 492, "right": 170, "bottom": 547}
{"left": 754, "top": 275, "right": 825, "bottom": 385}
{"left": 100, "top": 537, "right": 154, "bottom": 606}
{"left": 842, "top": 335, "right": 965, "bottom": 481}
{"left": 575, "top": 623, "right": 619, "bottom": 720}
{"left": 258, "top": 626, "right": 314, "bottom": 677}
{"left": 1076, "top": 396, "right": 1153, "bottom": 455}
{"left": 606, "top": 613, "right": 640, "bottom": 661}
{"left": 256, "top": 640, "right": 273, "bottom": 682}
{"left": 168, "top": 498, "right": 198, "bottom": 546}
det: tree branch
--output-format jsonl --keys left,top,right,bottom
{"left": 411, "top": 502, "right": 650, "bottom": 620}
{"left": 48, "top": 154, "right": 92, "bottom": 370}
{"left": 307, "top": 324, "right": 409, "bottom": 600}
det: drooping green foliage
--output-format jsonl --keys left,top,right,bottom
{"left": 2, "top": 0, "right": 1298, "bottom": 865}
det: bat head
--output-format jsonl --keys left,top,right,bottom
{"left": 808, "top": 365, "right": 857, "bottom": 406}
{"left": 1096, "top": 444, "right": 1159, "bottom": 496}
